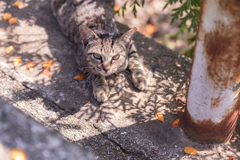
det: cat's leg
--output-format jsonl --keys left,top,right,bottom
{"left": 128, "top": 43, "right": 147, "bottom": 91}
{"left": 91, "top": 74, "right": 109, "bottom": 102}
{"left": 51, "top": 0, "right": 66, "bottom": 17}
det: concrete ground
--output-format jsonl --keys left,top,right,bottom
{"left": 0, "top": 0, "right": 239, "bottom": 160}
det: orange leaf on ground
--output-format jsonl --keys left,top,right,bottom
{"left": 145, "top": 24, "right": 156, "bottom": 34}
{"left": 114, "top": 6, "right": 119, "bottom": 11}
{"left": 237, "top": 74, "right": 240, "bottom": 83}
{"left": 8, "top": 17, "right": 18, "bottom": 25}
{"left": 10, "top": 148, "right": 26, "bottom": 160}
{"left": 42, "top": 60, "right": 53, "bottom": 68}
{"left": 6, "top": 45, "right": 14, "bottom": 54}
{"left": 232, "top": 157, "right": 238, "bottom": 160}
{"left": 42, "top": 69, "right": 51, "bottom": 77}
{"left": 184, "top": 147, "right": 199, "bottom": 155}
{"left": 14, "top": 1, "right": 23, "bottom": 9}
{"left": 155, "top": 112, "right": 164, "bottom": 122}
{"left": 171, "top": 118, "right": 180, "bottom": 128}
{"left": 2, "top": 13, "right": 12, "bottom": 21}
{"left": 26, "top": 62, "right": 34, "bottom": 71}
{"left": 73, "top": 74, "right": 85, "bottom": 80}
{"left": 13, "top": 58, "right": 22, "bottom": 67}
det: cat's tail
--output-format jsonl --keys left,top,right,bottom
{"left": 51, "top": 0, "right": 66, "bottom": 17}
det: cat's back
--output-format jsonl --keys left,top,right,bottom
{"left": 51, "top": 0, "right": 118, "bottom": 43}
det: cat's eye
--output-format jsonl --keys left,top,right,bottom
{"left": 112, "top": 54, "right": 120, "bottom": 60}
{"left": 93, "top": 53, "right": 101, "bottom": 59}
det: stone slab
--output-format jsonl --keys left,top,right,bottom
{"left": 0, "top": 0, "right": 240, "bottom": 159}
{"left": 0, "top": 97, "right": 94, "bottom": 160}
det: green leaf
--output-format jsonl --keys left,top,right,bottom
{"left": 163, "top": 0, "right": 179, "bottom": 10}
{"left": 121, "top": 2, "right": 128, "bottom": 17}
{"left": 114, "top": 10, "right": 119, "bottom": 15}
{"left": 187, "top": 0, "right": 191, "bottom": 8}
{"left": 142, "top": 0, "right": 145, "bottom": 7}
{"left": 133, "top": 5, "right": 137, "bottom": 18}
{"left": 134, "top": 0, "right": 140, "bottom": 7}
{"left": 170, "top": 16, "right": 175, "bottom": 25}
{"left": 122, "top": 8, "right": 125, "bottom": 17}
{"left": 163, "top": 3, "right": 169, "bottom": 10}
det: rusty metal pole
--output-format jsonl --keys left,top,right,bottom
{"left": 182, "top": 0, "right": 240, "bottom": 144}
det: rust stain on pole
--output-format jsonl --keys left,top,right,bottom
{"left": 182, "top": 0, "right": 240, "bottom": 144}
{"left": 205, "top": 23, "right": 240, "bottom": 89}
{"left": 210, "top": 96, "right": 221, "bottom": 109}
{"left": 183, "top": 97, "right": 240, "bottom": 143}
{"left": 206, "top": 0, "right": 240, "bottom": 89}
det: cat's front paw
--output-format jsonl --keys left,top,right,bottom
{"left": 93, "top": 86, "right": 109, "bottom": 102}
{"left": 132, "top": 75, "right": 147, "bottom": 91}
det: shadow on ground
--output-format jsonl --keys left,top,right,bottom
{"left": 0, "top": 0, "right": 239, "bottom": 159}
{"left": 0, "top": 0, "right": 190, "bottom": 122}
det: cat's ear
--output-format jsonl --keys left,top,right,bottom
{"left": 79, "top": 25, "right": 98, "bottom": 46}
{"left": 119, "top": 28, "right": 137, "bottom": 47}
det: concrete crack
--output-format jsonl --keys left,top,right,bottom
{"left": 93, "top": 124, "right": 147, "bottom": 160}
{"left": 1, "top": 70, "right": 70, "bottom": 114}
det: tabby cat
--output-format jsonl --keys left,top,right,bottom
{"left": 51, "top": 0, "right": 147, "bottom": 102}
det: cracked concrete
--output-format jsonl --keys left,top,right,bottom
{"left": 0, "top": 0, "right": 240, "bottom": 160}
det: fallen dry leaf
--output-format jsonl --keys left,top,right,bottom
{"left": 6, "top": 45, "right": 14, "bottom": 54}
{"left": 42, "top": 60, "right": 53, "bottom": 68}
{"left": 8, "top": 17, "right": 18, "bottom": 25}
{"left": 10, "top": 148, "right": 26, "bottom": 160}
{"left": 13, "top": 58, "right": 22, "bottom": 67}
{"left": 73, "top": 74, "right": 85, "bottom": 80}
{"left": 26, "top": 62, "right": 34, "bottom": 71}
{"left": 184, "top": 147, "right": 199, "bottom": 155}
{"left": 114, "top": 6, "right": 119, "bottom": 11}
{"left": 171, "top": 118, "right": 180, "bottom": 128}
{"left": 237, "top": 74, "right": 240, "bottom": 83}
{"left": 145, "top": 24, "right": 156, "bottom": 34}
{"left": 14, "top": 1, "right": 23, "bottom": 9}
{"left": 232, "top": 157, "right": 238, "bottom": 160}
{"left": 155, "top": 112, "right": 164, "bottom": 122}
{"left": 42, "top": 69, "right": 50, "bottom": 77}
{"left": 2, "top": 13, "right": 12, "bottom": 21}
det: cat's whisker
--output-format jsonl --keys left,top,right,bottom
{"left": 79, "top": 67, "right": 94, "bottom": 69}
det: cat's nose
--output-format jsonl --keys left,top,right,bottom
{"left": 103, "top": 67, "right": 110, "bottom": 73}
{"left": 102, "top": 62, "right": 111, "bottom": 73}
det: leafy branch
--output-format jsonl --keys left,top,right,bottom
{"left": 115, "top": 0, "right": 145, "bottom": 18}
{"left": 163, "top": 0, "right": 201, "bottom": 32}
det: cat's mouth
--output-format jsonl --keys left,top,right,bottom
{"left": 95, "top": 67, "right": 113, "bottom": 76}
{"left": 99, "top": 70, "right": 113, "bottom": 76}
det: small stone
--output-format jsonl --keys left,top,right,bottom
{"left": 116, "top": 84, "right": 122, "bottom": 89}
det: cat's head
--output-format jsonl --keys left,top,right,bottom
{"left": 79, "top": 25, "right": 136, "bottom": 76}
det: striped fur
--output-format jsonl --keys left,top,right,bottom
{"left": 51, "top": 0, "right": 147, "bottom": 102}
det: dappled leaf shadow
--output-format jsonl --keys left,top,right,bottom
{"left": 0, "top": 0, "right": 239, "bottom": 159}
